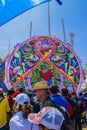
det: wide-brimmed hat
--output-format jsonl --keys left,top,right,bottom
{"left": 33, "top": 81, "right": 49, "bottom": 91}
{"left": 28, "top": 107, "right": 64, "bottom": 130}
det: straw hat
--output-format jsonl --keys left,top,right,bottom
{"left": 33, "top": 81, "right": 49, "bottom": 91}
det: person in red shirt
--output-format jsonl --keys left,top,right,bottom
{"left": 6, "top": 89, "right": 14, "bottom": 112}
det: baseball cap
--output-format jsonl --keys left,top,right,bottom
{"left": 13, "top": 93, "right": 30, "bottom": 107}
{"left": 33, "top": 81, "right": 49, "bottom": 91}
{"left": 28, "top": 107, "right": 64, "bottom": 130}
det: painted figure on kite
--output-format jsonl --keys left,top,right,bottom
{"left": 5, "top": 36, "right": 83, "bottom": 94}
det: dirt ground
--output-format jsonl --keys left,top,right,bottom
{"left": 82, "top": 123, "right": 87, "bottom": 130}
{"left": 82, "top": 128, "right": 87, "bottom": 130}
{"left": 71, "top": 122, "right": 87, "bottom": 130}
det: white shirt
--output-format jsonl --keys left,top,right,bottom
{"left": 9, "top": 111, "right": 39, "bottom": 130}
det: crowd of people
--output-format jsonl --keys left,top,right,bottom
{"left": 0, "top": 80, "right": 87, "bottom": 130}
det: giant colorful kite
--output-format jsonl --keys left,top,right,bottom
{"left": 0, "top": 57, "right": 8, "bottom": 91}
{"left": 5, "top": 36, "right": 83, "bottom": 93}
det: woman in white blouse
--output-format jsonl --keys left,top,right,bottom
{"left": 9, "top": 93, "right": 39, "bottom": 130}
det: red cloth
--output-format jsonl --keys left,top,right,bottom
{"left": 7, "top": 96, "right": 14, "bottom": 111}
{"left": 13, "top": 91, "right": 20, "bottom": 97}
{"left": 68, "top": 102, "right": 74, "bottom": 117}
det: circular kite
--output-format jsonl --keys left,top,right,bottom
{"left": 5, "top": 36, "right": 83, "bottom": 93}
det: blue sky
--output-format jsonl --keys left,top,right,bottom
{"left": 0, "top": 0, "right": 87, "bottom": 68}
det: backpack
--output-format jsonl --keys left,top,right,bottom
{"left": 54, "top": 104, "right": 71, "bottom": 130}
{"left": 73, "top": 97, "right": 84, "bottom": 114}
{"left": 49, "top": 97, "right": 71, "bottom": 130}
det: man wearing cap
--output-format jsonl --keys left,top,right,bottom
{"left": 33, "top": 81, "right": 54, "bottom": 109}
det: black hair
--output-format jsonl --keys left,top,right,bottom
{"left": 61, "top": 88, "right": 68, "bottom": 96}
{"left": 7, "top": 88, "right": 14, "bottom": 95}
{"left": 0, "top": 91, "right": 4, "bottom": 97}
{"left": 18, "top": 87, "right": 24, "bottom": 92}
{"left": 39, "top": 124, "right": 45, "bottom": 130}
{"left": 49, "top": 85, "right": 58, "bottom": 94}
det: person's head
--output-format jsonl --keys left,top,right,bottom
{"left": 7, "top": 88, "right": 14, "bottom": 97}
{"left": 71, "top": 91, "right": 77, "bottom": 98}
{"left": 79, "top": 92, "right": 82, "bottom": 97}
{"left": 49, "top": 85, "right": 59, "bottom": 95}
{"left": 13, "top": 93, "right": 33, "bottom": 118}
{"left": 18, "top": 87, "right": 24, "bottom": 92}
{"left": 83, "top": 91, "right": 87, "bottom": 97}
{"left": 28, "top": 107, "right": 64, "bottom": 130}
{"left": 27, "top": 91, "right": 35, "bottom": 103}
{"left": 33, "top": 81, "right": 49, "bottom": 102}
{"left": 0, "top": 88, "right": 4, "bottom": 97}
{"left": 61, "top": 88, "right": 68, "bottom": 97}
{"left": 68, "top": 92, "right": 72, "bottom": 98}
